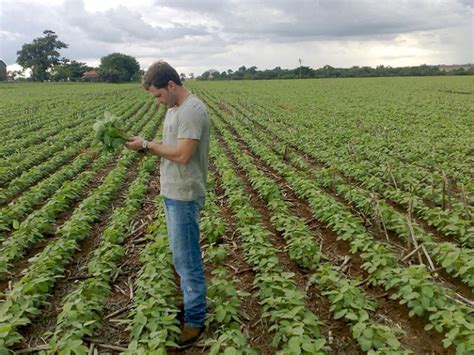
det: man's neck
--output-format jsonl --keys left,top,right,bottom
{"left": 175, "top": 87, "right": 190, "bottom": 107}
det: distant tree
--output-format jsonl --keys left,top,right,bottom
{"left": 98, "top": 53, "right": 140, "bottom": 83}
{"left": 296, "top": 66, "right": 313, "bottom": 78}
{"left": 51, "top": 60, "right": 70, "bottom": 81}
{"left": 68, "top": 60, "right": 89, "bottom": 80}
{"left": 51, "top": 59, "right": 88, "bottom": 81}
{"left": 16, "top": 30, "right": 68, "bottom": 81}
{"left": 189, "top": 72, "right": 194, "bottom": 80}
{"left": 197, "top": 63, "right": 470, "bottom": 81}
{"left": 200, "top": 71, "right": 211, "bottom": 80}
{"left": 180, "top": 72, "right": 186, "bottom": 81}
{"left": 248, "top": 66, "right": 257, "bottom": 74}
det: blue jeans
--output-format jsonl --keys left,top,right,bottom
{"left": 163, "top": 196, "right": 206, "bottom": 328}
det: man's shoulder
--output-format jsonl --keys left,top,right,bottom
{"left": 187, "top": 94, "right": 207, "bottom": 110}
{"left": 180, "top": 95, "right": 210, "bottom": 120}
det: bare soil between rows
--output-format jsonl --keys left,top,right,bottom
{"left": 207, "top": 99, "right": 452, "bottom": 355}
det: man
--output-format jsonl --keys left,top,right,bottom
{"left": 125, "top": 60, "right": 210, "bottom": 348}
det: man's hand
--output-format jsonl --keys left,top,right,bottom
{"left": 125, "top": 137, "right": 197, "bottom": 164}
{"left": 125, "top": 136, "right": 145, "bottom": 151}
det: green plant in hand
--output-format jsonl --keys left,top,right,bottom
{"left": 92, "top": 111, "right": 128, "bottom": 152}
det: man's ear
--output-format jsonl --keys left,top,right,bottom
{"left": 168, "top": 80, "right": 176, "bottom": 90}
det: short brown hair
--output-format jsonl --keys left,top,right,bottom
{"left": 142, "top": 60, "right": 182, "bottom": 90}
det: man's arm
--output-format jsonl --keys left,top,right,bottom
{"left": 125, "top": 136, "right": 198, "bottom": 164}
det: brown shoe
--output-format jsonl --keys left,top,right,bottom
{"left": 177, "top": 325, "right": 205, "bottom": 349}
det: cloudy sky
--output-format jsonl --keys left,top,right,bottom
{"left": 0, "top": 0, "right": 473, "bottom": 76}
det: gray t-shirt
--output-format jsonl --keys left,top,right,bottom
{"left": 160, "top": 94, "right": 210, "bottom": 201}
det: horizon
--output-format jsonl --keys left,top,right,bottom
{"left": 5, "top": 61, "right": 474, "bottom": 79}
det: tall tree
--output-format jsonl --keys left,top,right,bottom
{"left": 16, "top": 30, "right": 68, "bottom": 81}
{"left": 98, "top": 53, "right": 140, "bottom": 83}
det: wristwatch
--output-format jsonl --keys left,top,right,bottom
{"left": 142, "top": 140, "right": 149, "bottom": 150}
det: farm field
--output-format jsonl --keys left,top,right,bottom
{"left": 0, "top": 77, "right": 473, "bottom": 354}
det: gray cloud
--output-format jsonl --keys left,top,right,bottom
{"left": 59, "top": 0, "right": 208, "bottom": 43}
{"left": 155, "top": 0, "right": 471, "bottom": 40}
{"left": 0, "top": 0, "right": 212, "bottom": 65}
{"left": 0, "top": 0, "right": 472, "bottom": 74}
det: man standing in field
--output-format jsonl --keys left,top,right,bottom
{"left": 125, "top": 60, "right": 210, "bottom": 348}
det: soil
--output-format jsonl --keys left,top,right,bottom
{"left": 4, "top": 95, "right": 464, "bottom": 355}
{"left": 184, "top": 165, "right": 276, "bottom": 354}
{"left": 212, "top": 97, "right": 474, "bottom": 301}
{"left": 10, "top": 111, "right": 164, "bottom": 354}
{"left": 205, "top": 97, "right": 454, "bottom": 355}
{"left": 90, "top": 163, "right": 162, "bottom": 352}
{"left": 0, "top": 159, "right": 118, "bottom": 294}
{"left": 211, "top": 131, "right": 362, "bottom": 354}
{"left": 14, "top": 154, "right": 145, "bottom": 351}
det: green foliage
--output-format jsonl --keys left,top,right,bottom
{"left": 92, "top": 111, "right": 128, "bottom": 152}
{"left": 1, "top": 77, "right": 473, "bottom": 354}
{"left": 0, "top": 102, "right": 160, "bottom": 351}
{"left": 197, "top": 64, "right": 474, "bottom": 80}
{"left": 203, "top": 85, "right": 474, "bottom": 353}
{"left": 98, "top": 53, "right": 140, "bottom": 83}
{"left": 51, "top": 60, "right": 89, "bottom": 81}
{"left": 213, "top": 103, "right": 407, "bottom": 353}
{"left": 211, "top": 138, "right": 328, "bottom": 354}
{"left": 124, "top": 201, "right": 181, "bottom": 354}
{"left": 16, "top": 30, "right": 68, "bottom": 81}
{"left": 49, "top": 155, "right": 158, "bottom": 353}
{"left": 199, "top": 177, "right": 255, "bottom": 353}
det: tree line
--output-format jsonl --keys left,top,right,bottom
{"left": 14, "top": 30, "right": 140, "bottom": 82}
{"left": 198, "top": 64, "right": 474, "bottom": 80}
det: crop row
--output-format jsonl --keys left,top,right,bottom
{"left": 2, "top": 110, "right": 71, "bottom": 141}
{"left": 2, "top": 111, "right": 90, "bottom": 160}
{"left": 1, "top": 87, "right": 138, "bottom": 140}
{"left": 0, "top": 100, "right": 153, "bottom": 205}
{"left": 211, "top": 111, "right": 408, "bottom": 353}
{"left": 211, "top": 137, "right": 328, "bottom": 354}
{"left": 124, "top": 198, "right": 181, "bottom": 354}
{"left": 0, "top": 109, "right": 161, "bottom": 351}
{"left": 0, "top": 93, "right": 132, "bottom": 183}
{"left": 207, "top": 98, "right": 474, "bottom": 353}
{"left": 0, "top": 103, "right": 160, "bottom": 279}
{"left": 201, "top": 175, "right": 256, "bottom": 354}
{"left": 210, "top": 93, "right": 473, "bottom": 249}
{"left": 244, "top": 99, "right": 473, "bottom": 236}
{"left": 1, "top": 116, "right": 96, "bottom": 186}
{"left": 4, "top": 94, "right": 147, "bottom": 182}
{"left": 233, "top": 85, "right": 473, "bottom": 198}
{"left": 210, "top": 99, "right": 474, "bottom": 290}
{"left": 48, "top": 154, "right": 159, "bottom": 354}
{"left": 0, "top": 99, "right": 154, "bottom": 237}
{"left": 1, "top": 93, "right": 128, "bottom": 152}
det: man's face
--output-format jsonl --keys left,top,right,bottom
{"left": 148, "top": 83, "right": 177, "bottom": 108}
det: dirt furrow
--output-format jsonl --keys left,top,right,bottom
{"left": 210, "top": 99, "right": 473, "bottom": 301}
{"left": 212, "top": 131, "right": 362, "bottom": 353}
{"left": 89, "top": 163, "right": 161, "bottom": 352}
{"left": 211, "top": 109, "right": 450, "bottom": 354}
{"left": 15, "top": 154, "right": 147, "bottom": 350}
